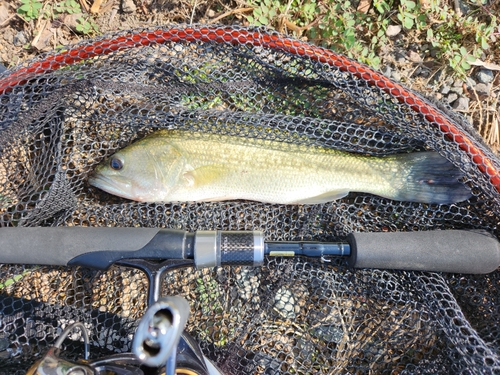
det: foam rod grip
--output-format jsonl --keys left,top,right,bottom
{"left": 347, "top": 230, "right": 500, "bottom": 274}
{"left": 0, "top": 227, "right": 187, "bottom": 268}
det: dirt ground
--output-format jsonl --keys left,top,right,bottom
{"left": 0, "top": 0, "right": 245, "bottom": 66}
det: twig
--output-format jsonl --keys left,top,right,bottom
{"left": 140, "top": 0, "right": 148, "bottom": 15}
{"left": 79, "top": 0, "right": 90, "bottom": 12}
{"left": 109, "top": 6, "right": 119, "bottom": 24}
{"left": 91, "top": 0, "right": 103, "bottom": 14}
{"left": 32, "top": 18, "right": 49, "bottom": 48}
{"left": 209, "top": 7, "right": 254, "bottom": 24}
{"left": 280, "top": 17, "right": 320, "bottom": 33}
{"left": 190, "top": 0, "right": 198, "bottom": 24}
{"left": 487, "top": 114, "right": 499, "bottom": 147}
{"left": 100, "top": 0, "right": 117, "bottom": 14}
{"left": 0, "top": 14, "right": 16, "bottom": 28}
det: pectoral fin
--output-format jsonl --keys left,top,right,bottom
{"left": 291, "top": 190, "right": 349, "bottom": 204}
{"left": 182, "top": 165, "right": 225, "bottom": 188}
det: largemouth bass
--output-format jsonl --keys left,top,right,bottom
{"left": 89, "top": 130, "right": 471, "bottom": 204}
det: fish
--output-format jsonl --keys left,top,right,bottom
{"left": 88, "top": 129, "right": 471, "bottom": 204}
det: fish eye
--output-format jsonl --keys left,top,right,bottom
{"left": 109, "top": 157, "right": 123, "bottom": 171}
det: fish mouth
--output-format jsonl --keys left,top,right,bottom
{"left": 88, "top": 173, "right": 132, "bottom": 199}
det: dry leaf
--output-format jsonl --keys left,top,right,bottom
{"left": 32, "top": 28, "right": 54, "bottom": 51}
{"left": 470, "top": 59, "right": 500, "bottom": 71}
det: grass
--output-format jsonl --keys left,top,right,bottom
{"left": 245, "top": 0, "right": 498, "bottom": 80}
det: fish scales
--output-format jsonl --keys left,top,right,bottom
{"left": 161, "top": 131, "right": 391, "bottom": 203}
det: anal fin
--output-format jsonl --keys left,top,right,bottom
{"left": 291, "top": 190, "right": 349, "bottom": 204}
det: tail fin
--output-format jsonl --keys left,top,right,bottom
{"left": 392, "top": 152, "right": 471, "bottom": 204}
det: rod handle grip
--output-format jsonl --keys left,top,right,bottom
{"left": 347, "top": 230, "right": 500, "bottom": 274}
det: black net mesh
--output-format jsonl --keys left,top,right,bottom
{"left": 1, "top": 25, "right": 500, "bottom": 374}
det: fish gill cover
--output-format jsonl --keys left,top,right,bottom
{"left": 0, "top": 25, "right": 499, "bottom": 374}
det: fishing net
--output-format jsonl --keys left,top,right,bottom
{"left": 1, "top": 25, "right": 500, "bottom": 374}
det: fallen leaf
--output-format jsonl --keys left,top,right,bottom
{"left": 32, "top": 28, "right": 54, "bottom": 52}
{"left": 0, "top": 4, "right": 9, "bottom": 24}
{"left": 357, "top": 0, "right": 371, "bottom": 13}
{"left": 470, "top": 59, "right": 500, "bottom": 71}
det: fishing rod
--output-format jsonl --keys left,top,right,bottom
{"left": 1, "top": 227, "right": 498, "bottom": 274}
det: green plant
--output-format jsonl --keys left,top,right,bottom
{"left": 246, "top": 0, "right": 498, "bottom": 78}
{"left": 17, "top": 0, "right": 100, "bottom": 36}
{"left": 54, "top": 0, "right": 81, "bottom": 14}
{"left": 247, "top": 0, "right": 318, "bottom": 29}
{"left": 397, "top": 0, "right": 427, "bottom": 30}
{"left": 76, "top": 16, "right": 99, "bottom": 35}
{"left": 17, "top": 0, "right": 43, "bottom": 21}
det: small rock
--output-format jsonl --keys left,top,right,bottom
{"left": 453, "top": 79, "right": 463, "bottom": 87}
{"left": 476, "top": 69, "right": 494, "bottom": 84}
{"left": 394, "top": 52, "right": 407, "bottom": 64}
{"left": 207, "top": 9, "right": 215, "bottom": 18}
{"left": 391, "top": 71, "right": 401, "bottom": 81}
{"left": 419, "top": 68, "right": 430, "bottom": 78}
{"left": 429, "top": 68, "right": 442, "bottom": 83}
{"left": 457, "top": 0, "right": 470, "bottom": 14}
{"left": 0, "top": 337, "right": 10, "bottom": 351}
{"left": 273, "top": 287, "right": 296, "bottom": 319}
{"left": 474, "top": 83, "right": 491, "bottom": 97}
{"left": 13, "top": 31, "right": 27, "bottom": 47}
{"left": 311, "top": 324, "right": 344, "bottom": 343}
{"left": 440, "top": 85, "right": 451, "bottom": 95}
{"left": 382, "top": 66, "right": 391, "bottom": 78}
{"left": 121, "top": 0, "right": 137, "bottom": 13}
{"left": 465, "top": 77, "right": 476, "bottom": 88}
{"left": 2, "top": 28, "right": 14, "bottom": 44}
{"left": 450, "top": 86, "right": 463, "bottom": 95}
{"left": 386, "top": 25, "right": 401, "bottom": 37}
{"left": 435, "top": 92, "right": 442, "bottom": 100}
{"left": 447, "top": 93, "right": 458, "bottom": 103}
{"left": 408, "top": 50, "right": 423, "bottom": 63}
{"left": 452, "top": 97, "right": 469, "bottom": 111}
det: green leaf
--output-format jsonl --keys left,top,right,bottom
{"left": 481, "top": 39, "right": 489, "bottom": 50}
{"left": 403, "top": 17, "right": 414, "bottom": 29}
{"left": 466, "top": 53, "right": 476, "bottom": 62}
{"left": 405, "top": 0, "right": 416, "bottom": 9}
{"left": 18, "top": 3, "right": 32, "bottom": 12}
